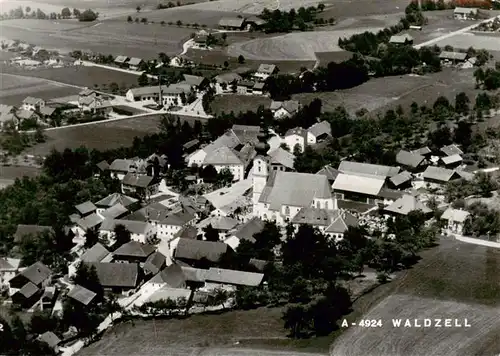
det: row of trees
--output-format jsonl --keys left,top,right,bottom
{"left": 474, "top": 63, "right": 500, "bottom": 91}
{"left": 3, "top": 6, "right": 96, "bottom": 21}
{"left": 259, "top": 5, "right": 324, "bottom": 33}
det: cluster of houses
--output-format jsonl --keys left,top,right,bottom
{"left": 114, "top": 55, "right": 145, "bottom": 71}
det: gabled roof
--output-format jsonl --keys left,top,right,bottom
{"left": 218, "top": 17, "right": 245, "bottom": 28}
{"left": 14, "top": 224, "right": 53, "bottom": 243}
{"left": 122, "top": 173, "right": 155, "bottom": 188}
{"left": 15, "top": 109, "right": 37, "bottom": 120}
{"left": 268, "top": 148, "right": 295, "bottom": 169}
{"left": 67, "top": 285, "right": 97, "bottom": 305}
{"left": 332, "top": 173, "right": 385, "bottom": 196}
{"left": 173, "top": 226, "right": 198, "bottom": 240}
{"left": 38, "top": 106, "right": 56, "bottom": 116}
{"left": 253, "top": 82, "right": 265, "bottom": 90}
{"left": 411, "top": 146, "right": 432, "bottom": 156}
{"left": 96, "top": 160, "right": 110, "bottom": 171}
{"left": 270, "top": 100, "right": 300, "bottom": 114}
{"left": 454, "top": 6, "right": 478, "bottom": 14}
{"left": 257, "top": 63, "right": 276, "bottom": 74}
{"left": 18, "top": 261, "right": 52, "bottom": 285}
{"left": 307, "top": 121, "right": 331, "bottom": 138}
{"left": 205, "top": 268, "right": 264, "bottom": 286}
{"left": 0, "top": 257, "right": 20, "bottom": 271}
{"left": 79, "top": 88, "right": 96, "bottom": 97}
{"left": 385, "top": 195, "right": 432, "bottom": 215}
{"left": 231, "top": 218, "right": 265, "bottom": 243}
{"left": 259, "top": 171, "right": 332, "bottom": 210}
{"left": 101, "top": 203, "right": 128, "bottom": 220}
{"left": 95, "top": 193, "right": 138, "bottom": 209}
{"left": 440, "top": 144, "right": 464, "bottom": 156}
{"left": 203, "top": 178, "right": 253, "bottom": 210}
{"left": 203, "top": 146, "right": 243, "bottom": 166}
{"left": 113, "top": 241, "right": 155, "bottom": 259}
{"left": 389, "top": 34, "right": 413, "bottom": 43}
{"left": 16, "top": 281, "right": 39, "bottom": 298}
{"left": 396, "top": 150, "right": 426, "bottom": 168}
{"left": 143, "top": 251, "right": 166, "bottom": 275}
{"left": 439, "top": 51, "right": 467, "bottom": 61}
{"left": 182, "top": 74, "right": 206, "bottom": 87}
{"left": 22, "top": 96, "right": 44, "bottom": 105}
{"left": 109, "top": 159, "right": 135, "bottom": 172}
{"left": 441, "top": 154, "right": 463, "bottom": 165}
{"left": 159, "top": 209, "right": 196, "bottom": 226}
{"left": 80, "top": 243, "right": 110, "bottom": 263}
{"left": 114, "top": 55, "right": 129, "bottom": 63}
{"left": 128, "top": 57, "right": 143, "bottom": 66}
{"left": 389, "top": 170, "right": 413, "bottom": 187}
{"left": 205, "top": 131, "right": 241, "bottom": 152}
{"left": 174, "top": 238, "right": 228, "bottom": 262}
{"left": 77, "top": 213, "right": 104, "bottom": 230}
{"left": 199, "top": 216, "right": 239, "bottom": 231}
{"left": 423, "top": 166, "right": 459, "bottom": 182}
{"left": 214, "top": 72, "right": 242, "bottom": 84}
{"left": 291, "top": 207, "right": 333, "bottom": 226}
{"left": 86, "top": 262, "right": 139, "bottom": 288}
{"left": 325, "top": 211, "right": 359, "bottom": 233}
{"left": 285, "top": 127, "right": 307, "bottom": 138}
{"left": 0, "top": 104, "right": 14, "bottom": 114}
{"left": 231, "top": 124, "right": 261, "bottom": 145}
{"left": 316, "top": 165, "right": 340, "bottom": 182}
{"left": 180, "top": 266, "right": 207, "bottom": 282}
{"left": 100, "top": 218, "right": 151, "bottom": 235}
{"left": 338, "top": 161, "right": 400, "bottom": 177}
{"left": 75, "top": 201, "right": 97, "bottom": 215}
{"left": 149, "top": 263, "right": 186, "bottom": 288}
{"left": 441, "top": 207, "right": 470, "bottom": 222}
{"left": 38, "top": 331, "right": 61, "bottom": 349}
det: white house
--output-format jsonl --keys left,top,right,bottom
{"left": 213, "top": 73, "right": 242, "bottom": 94}
{"left": 126, "top": 83, "right": 192, "bottom": 108}
{"left": 155, "top": 209, "right": 196, "bottom": 242}
{"left": 252, "top": 156, "right": 337, "bottom": 226}
{"left": 253, "top": 64, "right": 277, "bottom": 81}
{"left": 22, "top": 97, "right": 45, "bottom": 111}
{"left": 284, "top": 127, "right": 308, "bottom": 153}
{"left": 204, "top": 179, "right": 253, "bottom": 217}
{"left": 187, "top": 130, "right": 240, "bottom": 167}
{"left": 270, "top": 100, "right": 300, "bottom": 119}
{"left": 108, "top": 159, "right": 138, "bottom": 180}
{"left": 441, "top": 208, "right": 470, "bottom": 235}
{"left": 224, "top": 217, "right": 265, "bottom": 250}
{"left": 291, "top": 208, "right": 358, "bottom": 242}
{"left": 0, "top": 257, "right": 21, "bottom": 286}
{"left": 307, "top": 121, "right": 332, "bottom": 145}
{"left": 99, "top": 218, "right": 156, "bottom": 244}
{"left": 203, "top": 145, "right": 245, "bottom": 181}
{"left": 454, "top": 7, "right": 478, "bottom": 20}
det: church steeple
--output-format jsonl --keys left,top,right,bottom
{"left": 255, "top": 119, "right": 270, "bottom": 156}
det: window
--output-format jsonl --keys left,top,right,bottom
{"left": 285, "top": 206, "right": 290, "bottom": 215}
{"left": 316, "top": 201, "right": 320, "bottom": 208}
{"left": 325, "top": 201, "right": 329, "bottom": 209}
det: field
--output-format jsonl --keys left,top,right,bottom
{"left": 1, "top": 65, "right": 141, "bottom": 89}
{"left": 436, "top": 32, "right": 500, "bottom": 51}
{"left": 0, "top": 73, "right": 81, "bottom": 105}
{"left": 330, "top": 238, "right": 500, "bottom": 356}
{"left": 210, "top": 94, "right": 272, "bottom": 115}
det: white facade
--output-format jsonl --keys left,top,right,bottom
{"left": 154, "top": 221, "right": 183, "bottom": 241}
{"left": 213, "top": 163, "right": 245, "bottom": 181}
{"left": 252, "top": 157, "right": 269, "bottom": 209}
{"left": 22, "top": 101, "right": 45, "bottom": 112}
{"left": 100, "top": 222, "right": 156, "bottom": 244}
{"left": 187, "top": 149, "right": 207, "bottom": 167}
{"left": 125, "top": 90, "right": 183, "bottom": 108}
{"left": 253, "top": 72, "right": 271, "bottom": 81}
{"left": 273, "top": 107, "right": 292, "bottom": 119}
{"left": 307, "top": 132, "right": 320, "bottom": 145}
{"left": 284, "top": 134, "right": 306, "bottom": 153}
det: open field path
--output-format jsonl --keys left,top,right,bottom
{"left": 1, "top": 72, "right": 84, "bottom": 91}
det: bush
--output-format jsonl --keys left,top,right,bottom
{"left": 79, "top": 9, "right": 98, "bottom": 22}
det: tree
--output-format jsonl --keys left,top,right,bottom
{"left": 84, "top": 227, "right": 99, "bottom": 248}
{"left": 138, "top": 73, "right": 149, "bottom": 86}
{"left": 176, "top": 20, "right": 182, "bottom": 26}
{"left": 109, "top": 82, "right": 119, "bottom": 93}
{"left": 10, "top": 315, "right": 26, "bottom": 352}
{"left": 223, "top": 60, "right": 229, "bottom": 69}
{"left": 318, "top": 3, "right": 325, "bottom": 11}
{"left": 114, "top": 224, "right": 131, "bottom": 247}
{"left": 71, "top": 262, "right": 104, "bottom": 297}
{"left": 73, "top": 8, "right": 81, "bottom": 17}
{"left": 455, "top": 92, "right": 470, "bottom": 115}
{"left": 203, "top": 224, "right": 219, "bottom": 242}
{"left": 216, "top": 167, "right": 234, "bottom": 186}
{"left": 282, "top": 304, "right": 310, "bottom": 338}
{"left": 211, "top": 288, "right": 229, "bottom": 309}
{"left": 79, "top": 9, "right": 98, "bottom": 22}
{"left": 61, "top": 7, "right": 71, "bottom": 18}
{"left": 25, "top": 6, "right": 31, "bottom": 13}
{"left": 141, "top": 17, "right": 148, "bottom": 23}
{"left": 136, "top": 5, "right": 141, "bottom": 12}
{"left": 36, "top": 8, "right": 47, "bottom": 19}
{"left": 29, "top": 310, "right": 59, "bottom": 335}
{"left": 201, "top": 164, "right": 218, "bottom": 183}
{"left": 127, "top": 15, "right": 133, "bottom": 22}
{"left": 238, "top": 55, "right": 245, "bottom": 64}
{"left": 62, "top": 298, "right": 102, "bottom": 338}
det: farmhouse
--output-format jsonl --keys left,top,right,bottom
{"left": 143, "top": 251, "right": 167, "bottom": 276}
{"left": 181, "top": 74, "right": 209, "bottom": 91}
{"left": 441, "top": 154, "right": 463, "bottom": 168}
{"left": 440, "top": 144, "right": 464, "bottom": 157}
{"left": 86, "top": 262, "right": 140, "bottom": 293}
{"left": 125, "top": 84, "right": 192, "bottom": 107}
{"left": 284, "top": 127, "right": 308, "bottom": 153}
{"left": 291, "top": 208, "right": 358, "bottom": 241}
{"left": 267, "top": 147, "right": 295, "bottom": 172}
{"left": 22, "top": 97, "right": 45, "bottom": 111}
{"left": 203, "top": 145, "right": 245, "bottom": 181}
{"left": 316, "top": 165, "right": 340, "bottom": 184}
{"left": 245, "top": 16, "right": 267, "bottom": 30}
{"left": 253, "top": 64, "right": 278, "bottom": 81}
{"left": 454, "top": 7, "right": 478, "bottom": 20}
{"left": 67, "top": 285, "right": 97, "bottom": 306}
{"left": 270, "top": 100, "right": 300, "bottom": 119}
{"left": 113, "top": 240, "right": 155, "bottom": 263}
{"left": 389, "top": 34, "right": 413, "bottom": 45}
{"left": 121, "top": 173, "right": 160, "bottom": 199}
{"left": 108, "top": 159, "right": 138, "bottom": 180}
{"left": 237, "top": 80, "right": 256, "bottom": 94}
{"left": 128, "top": 57, "right": 144, "bottom": 70}
{"left": 396, "top": 150, "right": 428, "bottom": 171}
{"left": 224, "top": 217, "right": 265, "bottom": 250}
{"left": 95, "top": 193, "right": 139, "bottom": 213}
{"left": 204, "top": 267, "right": 264, "bottom": 287}
{"left": 338, "top": 161, "right": 400, "bottom": 178}
{"left": 114, "top": 55, "right": 129, "bottom": 67}
{"left": 9, "top": 262, "right": 52, "bottom": 306}
{"left": 38, "top": 331, "right": 61, "bottom": 353}
{"left": 0, "top": 257, "right": 20, "bottom": 285}
{"left": 385, "top": 194, "right": 431, "bottom": 216}
{"left": 213, "top": 72, "right": 242, "bottom": 94}
{"left": 389, "top": 170, "right": 413, "bottom": 189}
{"left": 332, "top": 173, "right": 386, "bottom": 204}
{"left": 187, "top": 130, "right": 240, "bottom": 167}
{"left": 439, "top": 51, "right": 468, "bottom": 65}
{"left": 173, "top": 238, "right": 229, "bottom": 265}
{"left": 441, "top": 208, "right": 470, "bottom": 234}
{"left": 422, "top": 166, "right": 461, "bottom": 185}
{"left": 204, "top": 178, "right": 253, "bottom": 217}
{"left": 218, "top": 17, "right": 246, "bottom": 30}
{"left": 307, "top": 121, "right": 332, "bottom": 145}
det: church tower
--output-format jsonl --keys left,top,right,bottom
{"left": 252, "top": 124, "right": 270, "bottom": 208}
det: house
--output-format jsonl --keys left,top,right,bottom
{"left": 291, "top": 208, "right": 358, "bottom": 241}
{"left": 203, "top": 146, "right": 245, "bottom": 181}
{"left": 323, "top": 210, "right": 359, "bottom": 241}
{"left": 389, "top": 170, "right": 413, "bottom": 189}
{"left": 440, "top": 144, "right": 464, "bottom": 157}
{"left": 67, "top": 284, "right": 97, "bottom": 306}
{"left": 441, "top": 154, "right": 463, "bottom": 168}
{"left": 121, "top": 173, "right": 160, "bottom": 199}
{"left": 0, "top": 257, "right": 21, "bottom": 285}
{"left": 15, "top": 109, "right": 40, "bottom": 123}
{"left": 267, "top": 147, "right": 295, "bottom": 172}
{"left": 462, "top": 56, "right": 477, "bottom": 69}
{"left": 75, "top": 201, "right": 97, "bottom": 217}
{"left": 113, "top": 240, "right": 155, "bottom": 263}
{"left": 316, "top": 165, "right": 340, "bottom": 184}
{"left": 38, "top": 106, "right": 57, "bottom": 120}
{"left": 11, "top": 281, "right": 40, "bottom": 307}
{"left": 422, "top": 166, "right": 461, "bottom": 185}
{"left": 125, "top": 84, "right": 191, "bottom": 107}
{"left": 22, "top": 96, "right": 45, "bottom": 111}
{"left": 173, "top": 238, "right": 229, "bottom": 265}
{"left": 253, "top": 64, "right": 278, "bottom": 81}
{"left": 411, "top": 146, "right": 432, "bottom": 157}
{"left": 198, "top": 216, "right": 239, "bottom": 237}
{"left": 252, "top": 82, "right": 266, "bottom": 95}
{"left": 270, "top": 100, "right": 300, "bottom": 119}
{"left": 79, "top": 96, "right": 113, "bottom": 115}
{"left": 181, "top": 74, "right": 209, "bottom": 91}
{"left": 231, "top": 124, "right": 261, "bottom": 145}
{"left": 396, "top": 150, "right": 427, "bottom": 171}
{"left": 146, "top": 263, "right": 187, "bottom": 289}
{"left": 155, "top": 209, "right": 196, "bottom": 242}
{"left": 224, "top": 217, "right": 265, "bottom": 250}
{"left": 75, "top": 213, "right": 104, "bottom": 238}
{"left": 252, "top": 158, "right": 337, "bottom": 225}
{"left": 237, "top": 80, "right": 255, "bottom": 94}
{"left": 245, "top": 15, "right": 267, "bottom": 30}
{"left": 40, "top": 286, "right": 57, "bottom": 311}
{"left": 100, "top": 219, "right": 156, "bottom": 244}
{"left": 186, "top": 130, "right": 241, "bottom": 167}
{"left": 108, "top": 159, "right": 138, "bottom": 180}
{"left": 114, "top": 55, "right": 129, "bottom": 67}
{"left": 99, "top": 203, "right": 129, "bottom": 220}
{"left": 332, "top": 172, "right": 386, "bottom": 204}
{"left": 86, "top": 262, "right": 140, "bottom": 292}
{"left": 284, "top": 127, "right": 308, "bottom": 153}
{"left": 128, "top": 57, "right": 144, "bottom": 70}
{"left": 439, "top": 51, "right": 468, "bottom": 65}
{"left": 13, "top": 224, "right": 54, "bottom": 244}
{"left": 194, "top": 31, "right": 209, "bottom": 48}
{"left": 384, "top": 194, "right": 432, "bottom": 216}
{"left": 454, "top": 7, "right": 478, "bottom": 20}
{"left": 9, "top": 261, "right": 51, "bottom": 297}
{"left": 307, "top": 121, "right": 332, "bottom": 145}
{"left": 441, "top": 208, "right": 470, "bottom": 234}
{"left": 204, "top": 178, "right": 253, "bottom": 217}
{"left": 68, "top": 242, "right": 112, "bottom": 277}
{"left": 38, "top": 331, "right": 61, "bottom": 353}
{"left": 204, "top": 267, "right": 264, "bottom": 287}
{"left": 389, "top": 34, "right": 413, "bottom": 45}
{"left": 218, "top": 17, "right": 245, "bottom": 30}
{"left": 143, "top": 251, "right": 167, "bottom": 276}
{"left": 213, "top": 72, "right": 242, "bottom": 94}
{"left": 338, "top": 161, "right": 400, "bottom": 178}
{"left": 95, "top": 193, "right": 139, "bottom": 213}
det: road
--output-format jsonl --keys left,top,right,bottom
{"left": 414, "top": 14, "right": 500, "bottom": 49}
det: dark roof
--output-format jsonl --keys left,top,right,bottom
{"left": 396, "top": 150, "right": 426, "bottom": 168}
{"left": 174, "top": 238, "right": 228, "bottom": 262}
{"left": 101, "top": 203, "right": 128, "bottom": 220}
{"left": 19, "top": 262, "right": 52, "bottom": 285}
{"left": 95, "top": 193, "right": 138, "bottom": 209}
{"left": 204, "top": 267, "right": 264, "bottom": 286}
{"left": 143, "top": 252, "right": 166, "bottom": 275}
{"left": 249, "top": 258, "right": 268, "bottom": 272}
{"left": 14, "top": 225, "right": 53, "bottom": 243}
{"left": 38, "top": 331, "right": 61, "bottom": 349}
{"left": 231, "top": 218, "right": 265, "bottom": 243}
{"left": 440, "top": 144, "right": 464, "bottom": 156}
{"left": 86, "top": 262, "right": 139, "bottom": 288}
{"left": 75, "top": 201, "right": 97, "bottom": 215}
{"left": 67, "top": 285, "right": 96, "bottom": 305}
{"left": 96, "top": 160, "right": 110, "bottom": 171}
{"left": 80, "top": 243, "right": 110, "bottom": 263}
{"left": 113, "top": 241, "right": 155, "bottom": 259}
{"left": 159, "top": 209, "right": 196, "bottom": 226}
{"left": 182, "top": 74, "right": 207, "bottom": 87}
{"left": 76, "top": 213, "right": 104, "bottom": 230}
{"left": 173, "top": 226, "right": 198, "bottom": 239}
{"left": 231, "top": 124, "right": 261, "bottom": 145}
{"left": 149, "top": 263, "right": 186, "bottom": 288}
{"left": 316, "top": 165, "right": 340, "bottom": 181}
{"left": 17, "top": 282, "right": 39, "bottom": 298}
{"left": 122, "top": 173, "right": 155, "bottom": 188}
{"left": 389, "top": 171, "right": 413, "bottom": 187}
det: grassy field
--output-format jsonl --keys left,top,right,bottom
{"left": 210, "top": 94, "right": 272, "bottom": 115}
{"left": 0, "top": 165, "right": 41, "bottom": 180}
{"left": 0, "top": 73, "right": 81, "bottom": 106}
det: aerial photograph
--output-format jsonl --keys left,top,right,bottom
{"left": 1, "top": 0, "right": 500, "bottom": 355}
